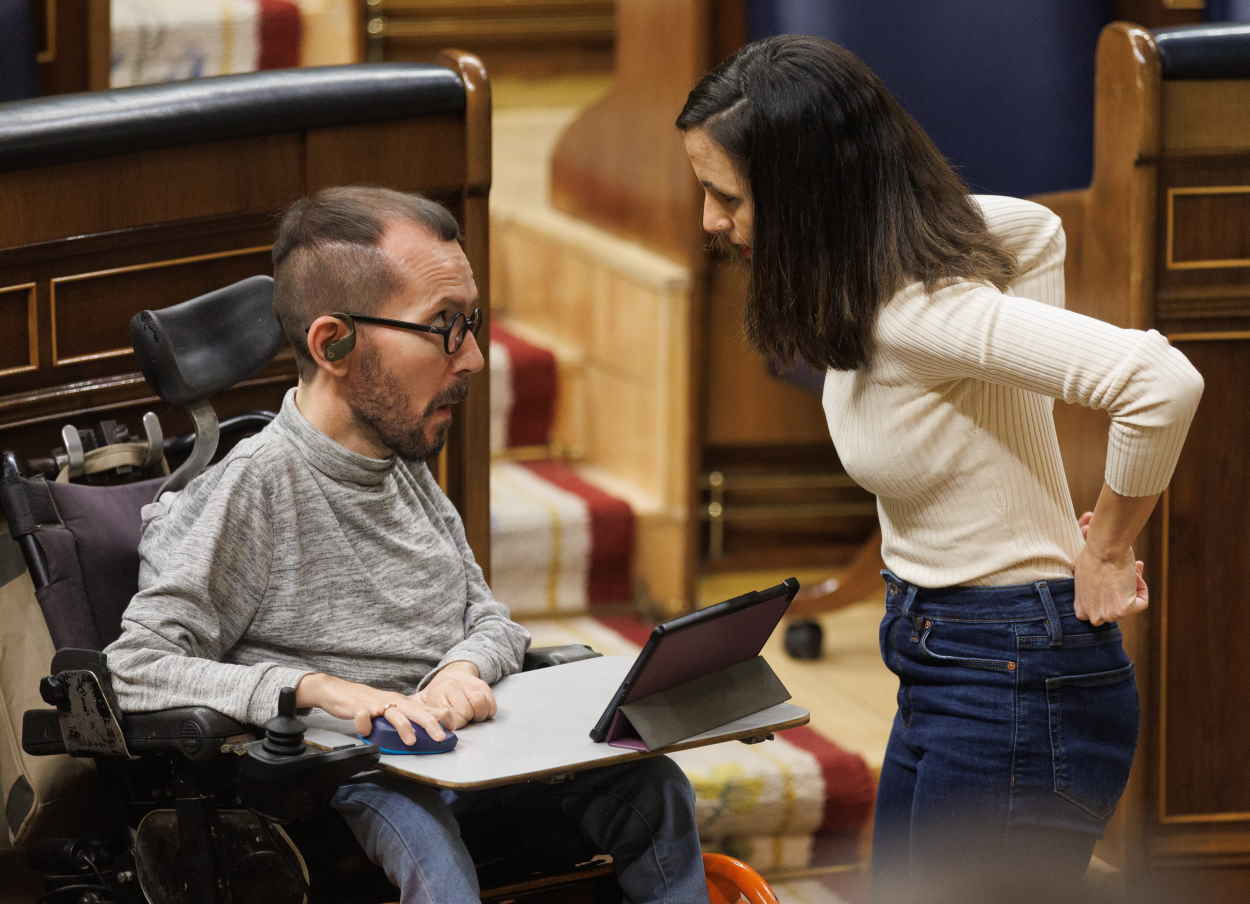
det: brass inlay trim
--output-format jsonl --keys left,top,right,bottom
{"left": 493, "top": 443, "right": 582, "bottom": 463}
{"left": 0, "top": 283, "right": 39, "bottom": 377}
{"left": 49, "top": 245, "right": 271, "bottom": 367}
{"left": 1162, "top": 0, "right": 1205, "bottom": 8}
{"left": 1165, "top": 186, "right": 1250, "bottom": 271}
{"left": 381, "top": 16, "right": 614, "bottom": 42}
{"left": 1167, "top": 330, "right": 1250, "bottom": 343}
{"left": 1158, "top": 331, "right": 1250, "bottom": 825}
{"left": 36, "top": 0, "right": 56, "bottom": 64}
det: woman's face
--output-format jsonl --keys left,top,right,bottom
{"left": 682, "top": 127, "right": 754, "bottom": 258}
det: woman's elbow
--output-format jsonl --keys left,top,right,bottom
{"left": 1172, "top": 353, "right": 1205, "bottom": 417}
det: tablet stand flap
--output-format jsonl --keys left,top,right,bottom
{"left": 616, "top": 656, "right": 790, "bottom": 751}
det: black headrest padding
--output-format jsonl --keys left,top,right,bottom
{"left": 0, "top": 63, "right": 466, "bottom": 170}
{"left": 130, "top": 276, "right": 283, "bottom": 407}
{"left": 1153, "top": 24, "right": 1250, "bottom": 80}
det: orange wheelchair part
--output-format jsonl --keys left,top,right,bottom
{"left": 704, "top": 852, "right": 780, "bottom": 904}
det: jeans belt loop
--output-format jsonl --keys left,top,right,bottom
{"left": 899, "top": 583, "right": 919, "bottom": 618}
{"left": 1035, "top": 580, "right": 1063, "bottom": 648}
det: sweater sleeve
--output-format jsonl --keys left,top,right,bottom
{"left": 104, "top": 457, "right": 311, "bottom": 726}
{"left": 414, "top": 466, "right": 530, "bottom": 688}
{"left": 879, "top": 233, "right": 1204, "bottom": 497}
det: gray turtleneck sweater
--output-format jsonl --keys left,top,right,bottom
{"left": 104, "top": 389, "right": 530, "bottom": 726}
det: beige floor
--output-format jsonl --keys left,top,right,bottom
{"left": 699, "top": 570, "right": 895, "bottom": 774}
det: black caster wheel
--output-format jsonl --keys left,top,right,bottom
{"left": 784, "top": 619, "right": 824, "bottom": 660}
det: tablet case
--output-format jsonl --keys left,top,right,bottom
{"left": 605, "top": 654, "right": 791, "bottom": 751}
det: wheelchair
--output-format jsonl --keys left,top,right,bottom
{"left": 1, "top": 277, "right": 778, "bottom": 903}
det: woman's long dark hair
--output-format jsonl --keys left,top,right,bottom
{"left": 677, "top": 35, "right": 1018, "bottom": 371}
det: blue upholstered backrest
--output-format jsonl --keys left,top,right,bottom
{"left": 747, "top": 0, "right": 1114, "bottom": 197}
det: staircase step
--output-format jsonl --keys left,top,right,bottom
{"left": 491, "top": 460, "right": 634, "bottom": 616}
{"left": 489, "top": 322, "right": 557, "bottom": 452}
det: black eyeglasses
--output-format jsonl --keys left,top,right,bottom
{"left": 336, "top": 308, "right": 482, "bottom": 355}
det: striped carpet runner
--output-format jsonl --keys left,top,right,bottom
{"left": 490, "top": 324, "right": 634, "bottom": 615}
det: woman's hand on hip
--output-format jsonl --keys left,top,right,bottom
{"left": 1074, "top": 511, "right": 1148, "bottom": 624}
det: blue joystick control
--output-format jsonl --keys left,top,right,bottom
{"left": 362, "top": 715, "right": 458, "bottom": 755}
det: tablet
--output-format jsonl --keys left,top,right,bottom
{"left": 589, "top": 578, "right": 799, "bottom": 743}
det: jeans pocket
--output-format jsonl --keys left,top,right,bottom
{"left": 917, "top": 624, "right": 1014, "bottom": 673}
{"left": 1046, "top": 663, "right": 1138, "bottom": 820}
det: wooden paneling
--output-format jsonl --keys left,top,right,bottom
{"left": 1055, "top": 21, "right": 1250, "bottom": 895}
{"left": 305, "top": 116, "right": 467, "bottom": 193}
{"left": 550, "top": 0, "right": 744, "bottom": 264}
{"left": 0, "top": 215, "right": 278, "bottom": 398}
{"left": 1156, "top": 159, "right": 1250, "bottom": 297}
{"left": 1164, "top": 82, "right": 1250, "bottom": 153}
{"left": 50, "top": 247, "right": 274, "bottom": 367}
{"left": 367, "top": 0, "right": 614, "bottom": 77}
{"left": 1158, "top": 336, "right": 1250, "bottom": 824}
{"left": 32, "top": 1, "right": 112, "bottom": 94}
{"left": 0, "top": 283, "right": 38, "bottom": 377}
{"left": 1166, "top": 187, "right": 1250, "bottom": 270}
{"left": 0, "top": 135, "right": 304, "bottom": 249}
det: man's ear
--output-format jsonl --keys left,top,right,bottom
{"left": 307, "top": 313, "right": 356, "bottom": 371}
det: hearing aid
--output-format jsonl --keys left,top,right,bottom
{"left": 322, "top": 313, "right": 356, "bottom": 361}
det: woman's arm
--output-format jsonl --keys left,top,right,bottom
{"left": 1074, "top": 486, "right": 1154, "bottom": 624}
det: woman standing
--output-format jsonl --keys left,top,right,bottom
{"left": 677, "top": 35, "right": 1202, "bottom": 902}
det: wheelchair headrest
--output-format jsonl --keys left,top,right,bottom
{"left": 1153, "top": 23, "right": 1250, "bottom": 80}
{"left": 130, "top": 276, "right": 283, "bottom": 408}
{"left": 0, "top": 64, "right": 466, "bottom": 170}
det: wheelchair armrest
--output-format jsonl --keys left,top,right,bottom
{"left": 523, "top": 644, "right": 602, "bottom": 671}
{"left": 23, "top": 704, "right": 253, "bottom": 760}
{"left": 33, "top": 649, "right": 254, "bottom": 760}
{"left": 124, "top": 707, "right": 253, "bottom": 760}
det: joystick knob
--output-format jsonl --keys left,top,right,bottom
{"left": 261, "top": 687, "right": 306, "bottom": 757}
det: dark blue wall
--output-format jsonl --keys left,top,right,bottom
{"left": 746, "top": 0, "right": 1114, "bottom": 197}
{"left": 0, "top": 0, "right": 39, "bottom": 102}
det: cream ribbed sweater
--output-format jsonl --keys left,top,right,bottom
{"left": 822, "top": 195, "right": 1204, "bottom": 588}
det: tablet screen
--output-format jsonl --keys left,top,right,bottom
{"left": 589, "top": 578, "right": 798, "bottom": 742}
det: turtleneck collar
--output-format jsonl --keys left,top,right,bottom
{"left": 274, "top": 388, "right": 394, "bottom": 487}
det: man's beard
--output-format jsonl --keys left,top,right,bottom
{"left": 348, "top": 347, "right": 470, "bottom": 460}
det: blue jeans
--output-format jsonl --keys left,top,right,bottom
{"left": 330, "top": 755, "right": 707, "bottom": 904}
{"left": 873, "top": 572, "right": 1139, "bottom": 904}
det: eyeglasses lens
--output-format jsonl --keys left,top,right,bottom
{"left": 448, "top": 310, "right": 482, "bottom": 354}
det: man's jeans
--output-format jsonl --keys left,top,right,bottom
{"left": 331, "top": 754, "right": 708, "bottom": 904}
{"left": 872, "top": 572, "right": 1139, "bottom": 904}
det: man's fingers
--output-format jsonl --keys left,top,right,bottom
{"left": 384, "top": 705, "right": 416, "bottom": 746}
{"left": 461, "top": 682, "right": 494, "bottom": 721}
{"left": 405, "top": 706, "right": 448, "bottom": 742}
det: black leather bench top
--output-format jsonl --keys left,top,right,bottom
{"left": 0, "top": 63, "right": 466, "bottom": 170}
{"left": 1153, "top": 23, "right": 1250, "bottom": 80}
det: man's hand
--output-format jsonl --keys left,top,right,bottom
{"left": 417, "top": 661, "right": 496, "bottom": 730}
{"left": 295, "top": 672, "right": 451, "bottom": 743}
{"left": 1074, "top": 511, "right": 1148, "bottom": 625}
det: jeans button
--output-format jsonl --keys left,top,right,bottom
{"left": 1007, "top": 661, "right": 1017, "bottom": 671}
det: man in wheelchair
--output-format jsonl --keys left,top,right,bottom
{"left": 100, "top": 186, "right": 708, "bottom": 904}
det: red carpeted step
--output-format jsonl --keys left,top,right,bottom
{"left": 490, "top": 323, "right": 558, "bottom": 449}
{"left": 491, "top": 460, "right": 635, "bottom": 614}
